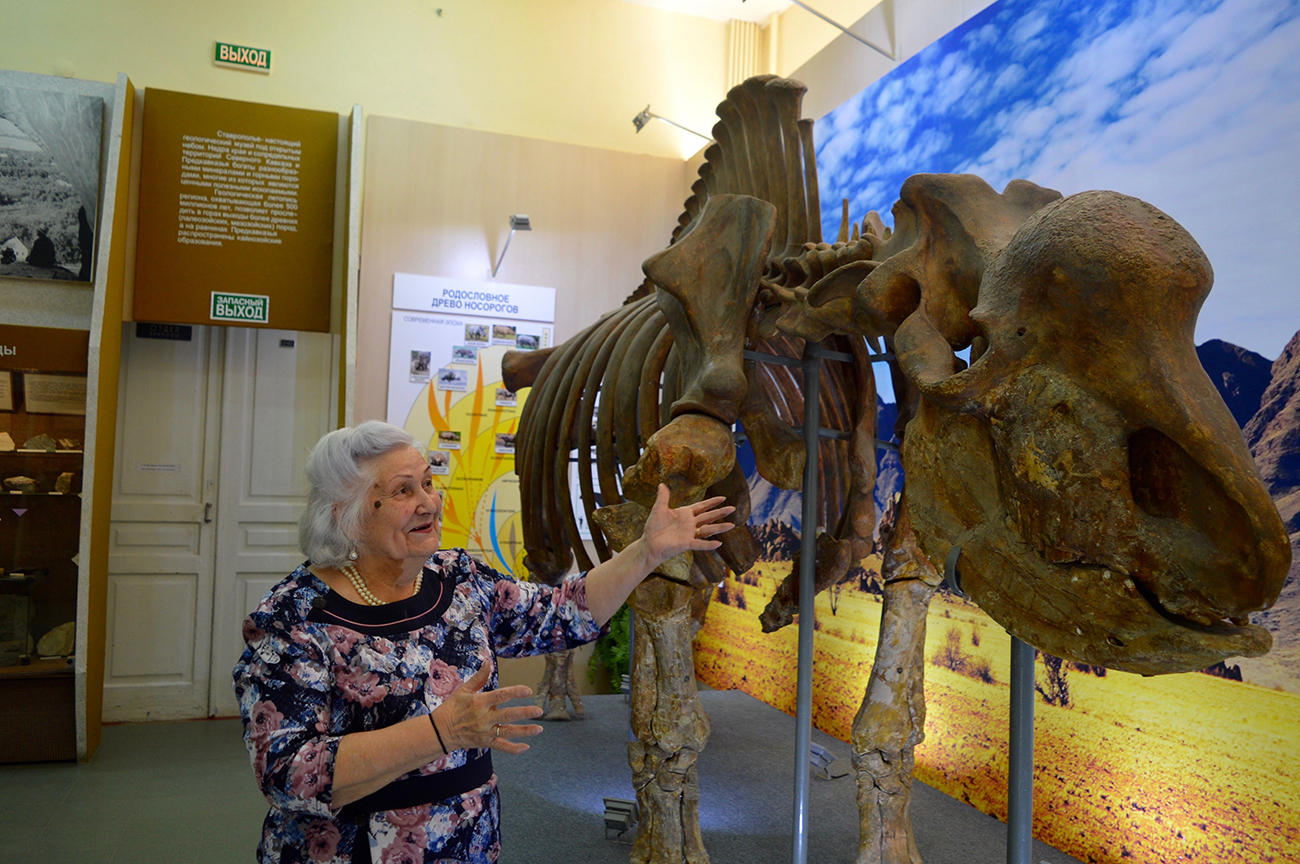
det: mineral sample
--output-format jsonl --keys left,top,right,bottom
{"left": 37, "top": 622, "right": 75, "bottom": 658}
{"left": 4, "top": 476, "right": 37, "bottom": 493}
{"left": 0, "top": 432, "right": 13, "bottom": 452}
{"left": 54, "top": 472, "right": 75, "bottom": 494}
{"left": 56, "top": 438, "right": 81, "bottom": 450}
{"left": 23, "top": 434, "right": 56, "bottom": 452}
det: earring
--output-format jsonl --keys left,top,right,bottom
{"left": 348, "top": 549, "right": 358, "bottom": 561}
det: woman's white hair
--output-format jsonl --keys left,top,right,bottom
{"left": 299, "top": 421, "right": 419, "bottom": 568}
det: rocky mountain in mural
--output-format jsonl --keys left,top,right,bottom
{"left": 1205, "top": 328, "right": 1300, "bottom": 692}
{"left": 1197, "top": 339, "right": 1274, "bottom": 429}
{"left": 1243, "top": 329, "right": 1300, "bottom": 534}
{"left": 751, "top": 518, "right": 801, "bottom": 561}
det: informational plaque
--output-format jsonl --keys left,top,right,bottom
{"left": 134, "top": 89, "right": 337, "bottom": 331}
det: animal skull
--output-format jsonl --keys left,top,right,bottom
{"left": 809, "top": 177, "right": 1290, "bottom": 675}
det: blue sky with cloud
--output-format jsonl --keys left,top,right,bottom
{"left": 815, "top": 0, "right": 1300, "bottom": 362}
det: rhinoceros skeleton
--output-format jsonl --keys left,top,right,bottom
{"left": 503, "top": 75, "right": 1290, "bottom": 864}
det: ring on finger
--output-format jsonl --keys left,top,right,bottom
{"left": 492, "top": 723, "right": 501, "bottom": 739}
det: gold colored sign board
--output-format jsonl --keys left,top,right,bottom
{"left": 134, "top": 89, "right": 337, "bottom": 332}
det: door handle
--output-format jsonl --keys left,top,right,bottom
{"left": 204, "top": 502, "right": 213, "bottom": 523}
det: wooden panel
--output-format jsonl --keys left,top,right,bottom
{"left": 107, "top": 574, "right": 196, "bottom": 679}
{"left": 133, "top": 89, "right": 337, "bottom": 332}
{"left": 0, "top": 324, "right": 90, "bottom": 373}
{"left": 355, "top": 116, "right": 692, "bottom": 423}
{"left": 114, "top": 329, "right": 210, "bottom": 498}
{"left": 111, "top": 522, "right": 200, "bottom": 551}
{"left": 0, "top": 675, "right": 76, "bottom": 763}
{"left": 243, "top": 524, "right": 298, "bottom": 549}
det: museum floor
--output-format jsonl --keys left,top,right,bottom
{"left": 0, "top": 690, "right": 1084, "bottom": 863}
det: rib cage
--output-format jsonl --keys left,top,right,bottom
{"left": 514, "top": 75, "right": 882, "bottom": 589}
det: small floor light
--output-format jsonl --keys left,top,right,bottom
{"left": 809, "top": 741, "right": 849, "bottom": 780}
{"left": 604, "top": 797, "right": 640, "bottom": 841}
{"left": 492, "top": 214, "right": 531, "bottom": 278}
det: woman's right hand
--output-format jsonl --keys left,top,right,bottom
{"left": 430, "top": 661, "right": 544, "bottom": 755}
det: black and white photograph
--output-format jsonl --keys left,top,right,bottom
{"left": 463, "top": 323, "right": 489, "bottom": 344}
{"left": 408, "top": 350, "right": 431, "bottom": 381}
{"left": 494, "top": 432, "right": 515, "bottom": 455}
{"left": 451, "top": 345, "right": 478, "bottom": 363}
{"left": 515, "top": 333, "right": 540, "bottom": 351}
{"left": 0, "top": 86, "right": 104, "bottom": 282}
{"left": 491, "top": 323, "right": 517, "bottom": 345}
{"left": 426, "top": 449, "right": 450, "bottom": 474}
{"left": 436, "top": 429, "right": 461, "bottom": 450}
{"left": 435, "top": 367, "right": 467, "bottom": 392}
{"left": 494, "top": 388, "right": 516, "bottom": 407}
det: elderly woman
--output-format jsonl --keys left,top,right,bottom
{"left": 233, "top": 421, "right": 731, "bottom": 864}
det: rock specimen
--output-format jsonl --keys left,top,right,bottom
{"left": 22, "top": 434, "right": 56, "bottom": 452}
{"left": 37, "top": 621, "right": 75, "bottom": 657}
{"left": 0, "top": 432, "right": 13, "bottom": 452}
{"left": 4, "top": 476, "right": 37, "bottom": 493}
{"left": 54, "top": 472, "right": 75, "bottom": 494}
{"left": 57, "top": 438, "right": 81, "bottom": 450}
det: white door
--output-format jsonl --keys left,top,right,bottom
{"left": 208, "top": 328, "right": 338, "bottom": 717}
{"left": 106, "top": 325, "right": 338, "bottom": 721}
{"left": 104, "top": 325, "right": 223, "bottom": 722}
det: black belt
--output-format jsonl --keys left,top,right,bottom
{"left": 340, "top": 751, "right": 493, "bottom": 864}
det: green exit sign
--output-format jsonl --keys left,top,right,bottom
{"left": 211, "top": 291, "right": 270, "bottom": 324}
{"left": 214, "top": 41, "right": 271, "bottom": 73}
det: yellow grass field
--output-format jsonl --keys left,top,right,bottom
{"left": 695, "top": 565, "right": 1300, "bottom": 864}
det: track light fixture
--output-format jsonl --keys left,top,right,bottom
{"left": 492, "top": 213, "right": 531, "bottom": 278}
{"left": 745, "top": 0, "right": 895, "bottom": 61}
{"left": 631, "top": 106, "right": 715, "bottom": 143}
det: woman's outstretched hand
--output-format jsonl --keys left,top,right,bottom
{"left": 431, "top": 661, "right": 543, "bottom": 755}
{"left": 640, "top": 483, "right": 735, "bottom": 567}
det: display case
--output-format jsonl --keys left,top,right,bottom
{"left": 0, "top": 330, "right": 88, "bottom": 762}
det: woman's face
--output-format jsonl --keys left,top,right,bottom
{"left": 355, "top": 445, "right": 443, "bottom": 565}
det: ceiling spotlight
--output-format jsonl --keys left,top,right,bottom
{"left": 631, "top": 106, "right": 714, "bottom": 143}
{"left": 492, "top": 213, "right": 531, "bottom": 278}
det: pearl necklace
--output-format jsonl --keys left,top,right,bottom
{"left": 341, "top": 563, "right": 422, "bottom": 606}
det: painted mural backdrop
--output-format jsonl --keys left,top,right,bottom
{"left": 694, "top": 1, "right": 1300, "bottom": 862}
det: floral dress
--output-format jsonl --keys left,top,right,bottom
{"left": 232, "top": 549, "right": 603, "bottom": 864}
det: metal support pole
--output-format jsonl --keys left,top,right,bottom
{"left": 1007, "top": 635, "right": 1035, "bottom": 864}
{"left": 791, "top": 340, "right": 821, "bottom": 864}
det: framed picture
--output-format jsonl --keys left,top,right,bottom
{"left": 0, "top": 371, "right": 12, "bottom": 412}
{"left": 0, "top": 86, "right": 104, "bottom": 282}
{"left": 435, "top": 368, "right": 468, "bottom": 392}
{"left": 22, "top": 372, "right": 87, "bottom": 415}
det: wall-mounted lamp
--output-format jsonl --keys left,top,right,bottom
{"left": 492, "top": 213, "right": 531, "bottom": 278}
{"left": 632, "top": 106, "right": 715, "bottom": 144}
{"left": 745, "top": 0, "right": 895, "bottom": 61}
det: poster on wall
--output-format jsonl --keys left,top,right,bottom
{"left": 694, "top": 2, "right": 1300, "bottom": 864}
{"left": 0, "top": 85, "right": 104, "bottom": 282}
{"left": 133, "top": 89, "right": 337, "bottom": 331}
{"left": 387, "top": 274, "right": 555, "bottom": 577}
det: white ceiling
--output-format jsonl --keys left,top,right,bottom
{"left": 615, "top": 0, "right": 794, "bottom": 25}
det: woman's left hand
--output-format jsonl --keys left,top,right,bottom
{"left": 640, "top": 483, "right": 735, "bottom": 567}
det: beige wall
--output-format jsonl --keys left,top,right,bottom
{"left": 1, "top": 0, "right": 728, "bottom": 161}
{"left": 355, "top": 114, "right": 691, "bottom": 423}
